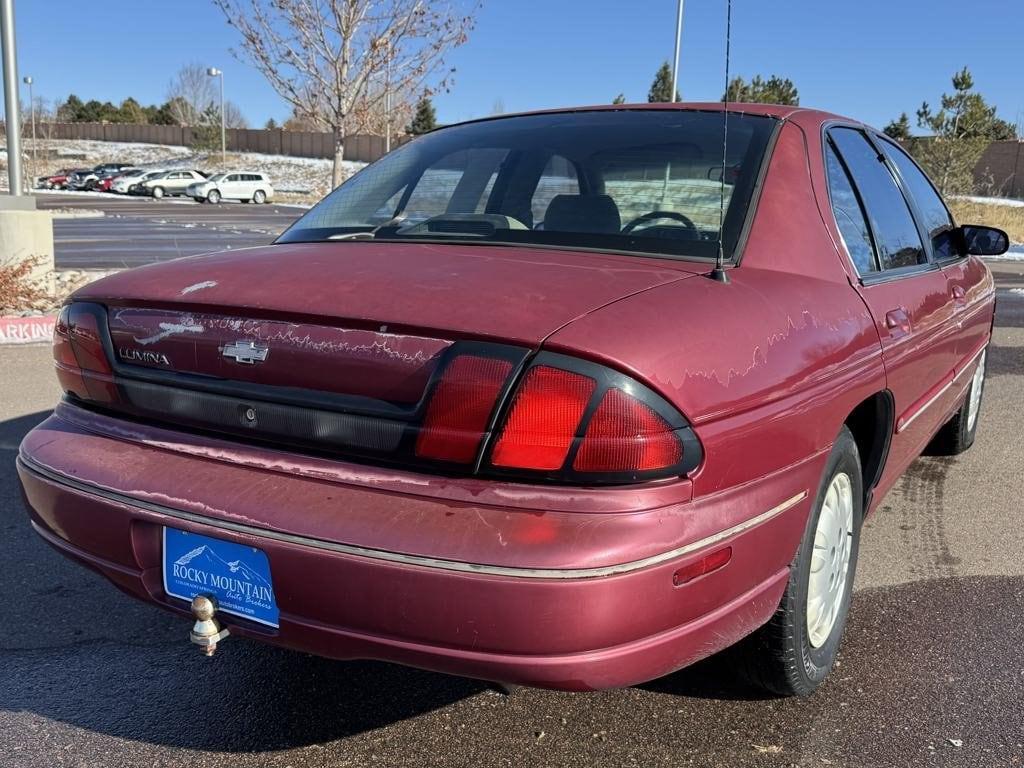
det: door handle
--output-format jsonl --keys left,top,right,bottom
{"left": 885, "top": 307, "right": 911, "bottom": 336}
{"left": 951, "top": 285, "right": 967, "bottom": 307}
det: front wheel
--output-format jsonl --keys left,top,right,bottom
{"left": 735, "top": 426, "right": 863, "bottom": 696}
{"left": 151, "top": 186, "right": 165, "bottom": 199}
{"left": 207, "top": 189, "right": 221, "bottom": 204}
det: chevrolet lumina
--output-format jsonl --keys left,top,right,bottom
{"left": 17, "top": 104, "right": 1005, "bottom": 696}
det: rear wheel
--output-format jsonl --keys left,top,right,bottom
{"left": 927, "top": 348, "right": 987, "bottom": 456}
{"left": 735, "top": 426, "right": 863, "bottom": 696}
{"left": 252, "top": 189, "right": 267, "bottom": 204}
{"left": 207, "top": 189, "right": 221, "bottom": 204}
{"left": 151, "top": 186, "right": 165, "bottom": 199}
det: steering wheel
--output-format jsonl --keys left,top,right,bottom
{"left": 621, "top": 210, "right": 697, "bottom": 233}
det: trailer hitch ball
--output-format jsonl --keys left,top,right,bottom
{"left": 190, "top": 594, "right": 230, "bottom": 656}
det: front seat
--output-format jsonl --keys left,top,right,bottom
{"left": 543, "top": 194, "right": 622, "bottom": 234}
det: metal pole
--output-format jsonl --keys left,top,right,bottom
{"left": 385, "top": 41, "right": 392, "bottom": 153}
{"left": 670, "top": 0, "right": 684, "bottom": 102}
{"left": 24, "top": 75, "right": 33, "bottom": 182}
{"left": 219, "top": 72, "right": 225, "bottom": 164}
{"left": 1, "top": 0, "right": 23, "bottom": 195}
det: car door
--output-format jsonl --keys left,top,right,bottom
{"left": 825, "top": 126, "right": 960, "bottom": 485}
{"left": 224, "top": 174, "right": 243, "bottom": 199}
{"left": 876, "top": 137, "right": 995, "bottom": 370}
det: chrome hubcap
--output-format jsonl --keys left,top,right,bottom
{"left": 807, "top": 472, "right": 854, "bottom": 649}
{"left": 966, "top": 350, "right": 986, "bottom": 433}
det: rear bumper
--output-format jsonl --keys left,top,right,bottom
{"left": 17, "top": 404, "right": 819, "bottom": 690}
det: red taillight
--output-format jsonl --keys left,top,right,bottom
{"left": 52, "top": 302, "right": 117, "bottom": 403}
{"left": 53, "top": 305, "right": 78, "bottom": 367}
{"left": 67, "top": 303, "right": 112, "bottom": 374}
{"left": 573, "top": 387, "right": 682, "bottom": 472}
{"left": 415, "top": 355, "right": 513, "bottom": 463}
{"left": 491, "top": 366, "right": 596, "bottom": 470}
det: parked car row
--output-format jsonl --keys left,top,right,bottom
{"left": 35, "top": 163, "right": 274, "bottom": 203}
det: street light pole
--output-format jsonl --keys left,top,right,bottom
{"left": 670, "top": 0, "right": 685, "bottom": 103}
{"left": 1, "top": 0, "right": 23, "bottom": 195}
{"left": 207, "top": 67, "right": 225, "bottom": 164}
{"left": 22, "top": 74, "right": 34, "bottom": 182}
{"left": 384, "top": 39, "right": 392, "bottom": 153}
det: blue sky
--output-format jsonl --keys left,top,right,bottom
{"left": 13, "top": 0, "right": 1023, "bottom": 133}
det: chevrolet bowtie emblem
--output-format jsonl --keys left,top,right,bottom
{"left": 219, "top": 340, "right": 270, "bottom": 365}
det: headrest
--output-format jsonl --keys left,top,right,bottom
{"left": 543, "top": 194, "right": 622, "bottom": 234}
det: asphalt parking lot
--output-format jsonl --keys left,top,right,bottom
{"left": 0, "top": 262, "right": 1022, "bottom": 767}
{"left": 39, "top": 193, "right": 303, "bottom": 269}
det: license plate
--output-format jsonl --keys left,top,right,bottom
{"left": 162, "top": 528, "right": 279, "bottom": 628}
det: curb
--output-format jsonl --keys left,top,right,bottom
{"left": 0, "top": 314, "right": 57, "bottom": 345}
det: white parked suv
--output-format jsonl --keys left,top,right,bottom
{"left": 187, "top": 172, "right": 275, "bottom": 204}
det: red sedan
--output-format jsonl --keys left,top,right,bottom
{"left": 17, "top": 104, "right": 1006, "bottom": 696}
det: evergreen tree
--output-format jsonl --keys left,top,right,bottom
{"left": 914, "top": 67, "right": 1016, "bottom": 194}
{"left": 57, "top": 94, "right": 85, "bottom": 122}
{"left": 723, "top": 75, "right": 799, "bottom": 105}
{"left": 264, "top": 117, "right": 279, "bottom": 130}
{"left": 612, "top": 93, "right": 626, "bottom": 105}
{"left": 883, "top": 112, "right": 913, "bottom": 140}
{"left": 647, "top": 62, "right": 679, "bottom": 103}
{"left": 118, "top": 97, "right": 146, "bottom": 124}
{"left": 408, "top": 96, "right": 438, "bottom": 134}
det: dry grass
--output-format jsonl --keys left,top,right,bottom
{"left": 948, "top": 199, "right": 1024, "bottom": 243}
{"left": 0, "top": 256, "right": 49, "bottom": 314}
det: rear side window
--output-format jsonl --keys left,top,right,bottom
{"left": 830, "top": 128, "right": 925, "bottom": 272}
{"left": 825, "top": 142, "right": 877, "bottom": 274}
{"left": 878, "top": 139, "right": 961, "bottom": 260}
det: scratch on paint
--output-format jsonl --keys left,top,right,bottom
{"left": 180, "top": 280, "right": 218, "bottom": 295}
{"left": 133, "top": 321, "right": 204, "bottom": 345}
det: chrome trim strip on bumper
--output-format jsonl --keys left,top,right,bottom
{"left": 18, "top": 455, "right": 807, "bottom": 580}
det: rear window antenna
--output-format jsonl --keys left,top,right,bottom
{"left": 708, "top": 0, "right": 732, "bottom": 284}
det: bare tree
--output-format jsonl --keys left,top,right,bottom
{"left": 213, "top": 0, "right": 478, "bottom": 187}
{"left": 167, "top": 62, "right": 219, "bottom": 126}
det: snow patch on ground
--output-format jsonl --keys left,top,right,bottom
{"left": 953, "top": 195, "right": 1024, "bottom": 208}
{"left": 10, "top": 138, "right": 366, "bottom": 202}
{"left": 986, "top": 243, "right": 1024, "bottom": 261}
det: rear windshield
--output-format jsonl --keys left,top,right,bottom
{"left": 278, "top": 109, "right": 776, "bottom": 261}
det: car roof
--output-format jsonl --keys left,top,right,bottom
{"left": 438, "top": 102, "right": 865, "bottom": 132}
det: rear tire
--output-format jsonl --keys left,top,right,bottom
{"left": 207, "top": 189, "right": 221, "bottom": 204}
{"left": 734, "top": 426, "right": 863, "bottom": 697}
{"left": 253, "top": 189, "right": 266, "bottom": 204}
{"left": 926, "top": 348, "right": 987, "bottom": 456}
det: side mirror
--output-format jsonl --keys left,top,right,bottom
{"left": 961, "top": 224, "right": 1009, "bottom": 256}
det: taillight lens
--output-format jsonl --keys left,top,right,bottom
{"left": 52, "top": 302, "right": 118, "bottom": 403}
{"left": 573, "top": 387, "right": 682, "bottom": 472}
{"left": 415, "top": 355, "right": 513, "bottom": 463}
{"left": 491, "top": 366, "right": 596, "bottom": 470}
{"left": 67, "top": 303, "right": 112, "bottom": 374}
{"left": 53, "top": 305, "right": 78, "bottom": 368}
{"left": 483, "top": 354, "right": 700, "bottom": 483}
